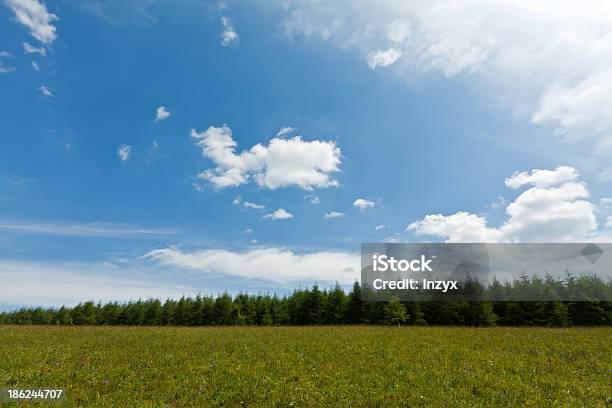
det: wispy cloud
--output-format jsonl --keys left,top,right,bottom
{"left": 0, "top": 51, "right": 15, "bottom": 74}
{"left": 304, "top": 194, "right": 320, "bottom": 204}
{"left": 38, "top": 85, "right": 53, "bottom": 97}
{"left": 5, "top": 0, "right": 58, "bottom": 45}
{"left": 243, "top": 201, "right": 265, "bottom": 210}
{"left": 155, "top": 105, "right": 170, "bottom": 121}
{"left": 367, "top": 48, "right": 402, "bottom": 69}
{"left": 280, "top": 1, "right": 612, "bottom": 176}
{"left": 0, "top": 220, "right": 176, "bottom": 238}
{"left": 0, "top": 260, "right": 196, "bottom": 306}
{"left": 220, "top": 16, "right": 239, "bottom": 48}
{"left": 2, "top": 176, "right": 34, "bottom": 189}
{"left": 324, "top": 211, "right": 345, "bottom": 219}
{"left": 144, "top": 246, "right": 358, "bottom": 284}
{"left": 22, "top": 41, "right": 46, "bottom": 56}
{"left": 117, "top": 144, "right": 131, "bottom": 161}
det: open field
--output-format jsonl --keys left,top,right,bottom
{"left": 0, "top": 326, "right": 610, "bottom": 407}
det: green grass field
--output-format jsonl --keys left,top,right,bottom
{"left": 0, "top": 326, "right": 610, "bottom": 407}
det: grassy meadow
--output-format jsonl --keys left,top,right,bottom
{"left": 0, "top": 326, "right": 610, "bottom": 407}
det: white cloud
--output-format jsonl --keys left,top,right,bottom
{"left": 31, "top": 60, "right": 39, "bottom": 71}
{"left": 191, "top": 125, "right": 341, "bottom": 190}
{"left": 155, "top": 105, "right": 170, "bottom": 121}
{"left": 3, "top": 176, "right": 33, "bottom": 189}
{"left": 607, "top": 216, "right": 612, "bottom": 229}
{"left": 220, "top": 16, "right": 239, "bottom": 48}
{"left": 375, "top": 224, "right": 389, "bottom": 230}
{"left": 0, "top": 52, "right": 14, "bottom": 74}
{"left": 144, "top": 247, "right": 359, "bottom": 284}
{"left": 487, "top": 196, "right": 506, "bottom": 210}
{"left": 279, "top": 1, "right": 612, "bottom": 161}
{"left": 353, "top": 198, "right": 375, "bottom": 211}
{"left": 38, "top": 85, "right": 53, "bottom": 96}
{"left": 5, "top": 0, "right": 58, "bottom": 45}
{"left": 264, "top": 208, "right": 293, "bottom": 220}
{"left": 117, "top": 144, "right": 131, "bottom": 161}
{"left": 504, "top": 166, "right": 578, "bottom": 189}
{"left": 600, "top": 198, "right": 612, "bottom": 210}
{"left": 243, "top": 201, "right": 265, "bottom": 210}
{"left": 367, "top": 48, "right": 402, "bottom": 69}
{"left": 232, "top": 195, "right": 266, "bottom": 210}
{"left": 304, "top": 194, "right": 320, "bottom": 204}
{"left": 0, "top": 260, "right": 197, "bottom": 306}
{"left": 408, "top": 166, "right": 610, "bottom": 243}
{"left": 324, "top": 211, "right": 345, "bottom": 219}
{"left": 276, "top": 127, "right": 295, "bottom": 137}
{"left": 0, "top": 220, "right": 174, "bottom": 238}
{"left": 22, "top": 41, "right": 45, "bottom": 56}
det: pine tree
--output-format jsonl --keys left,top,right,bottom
{"left": 384, "top": 298, "right": 408, "bottom": 326}
{"left": 347, "top": 281, "right": 364, "bottom": 324}
{"left": 306, "top": 285, "right": 324, "bottom": 324}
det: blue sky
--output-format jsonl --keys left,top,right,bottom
{"left": 1, "top": 0, "right": 612, "bottom": 307}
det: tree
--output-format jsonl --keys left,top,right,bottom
{"left": 347, "top": 281, "right": 364, "bottom": 323}
{"left": 323, "top": 283, "right": 347, "bottom": 324}
{"left": 214, "top": 293, "right": 234, "bottom": 325}
{"left": 145, "top": 299, "right": 162, "bottom": 325}
{"left": 384, "top": 298, "right": 408, "bottom": 326}
{"left": 306, "top": 285, "right": 324, "bottom": 324}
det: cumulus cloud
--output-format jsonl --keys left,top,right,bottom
{"left": 117, "top": 144, "right": 131, "bottom": 161}
{"left": 144, "top": 247, "right": 359, "bottom": 284}
{"left": 5, "top": 0, "right": 58, "bottom": 45}
{"left": 220, "top": 16, "right": 239, "bottom": 47}
{"left": 324, "top": 211, "right": 345, "bottom": 219}
{"left": 279, "top": 1, "right": 612, "bottom": 162}
{"left": 191, "top": 125, "right": 341, "bottom": 190}
{"left": 408, "top": 166, "right": 611, "bottom": 242}
{"left": 504, "top": 166, "right": 578, "bottom": 189}
{"left": 22, "top": 41, "right": 45, "bottom": 56}
{"left": 38, "top": 85, "right": 53, "bottom": 96}
{"left": 353, "top": 198, "right": 375, "bottom": 211}
{"left": 367, "top": 48, "right": 402, "bottom": 69}
{"left": 155, "top": 105, "right": 170, "bottom": 121}
{"left": 264, "top": 208, "right": 293, "bottom": 220}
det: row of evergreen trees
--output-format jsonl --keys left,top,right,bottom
{"left": 1, "top": 282, "right": 610, "bottom": 327}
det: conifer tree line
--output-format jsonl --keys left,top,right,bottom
{"left": 1, "top": 281, "right": 610, "bottom": 327}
